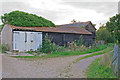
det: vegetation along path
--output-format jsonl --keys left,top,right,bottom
{"left": 2, "top": 47, "right": 112, "bottom": 78}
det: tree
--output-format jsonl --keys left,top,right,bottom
{"left": 71, "top": 19, "right": 77, "bottom": 23}
{"left": 106, "top": 14, "right": 120, "bottom": 43}
{"left": 96, "top": 25, "right": 113, "bottom": 43}
{"left": 1, "top": 10, "right": 56, "bottom": 27}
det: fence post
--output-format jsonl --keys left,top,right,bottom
{"left": 113, "top": 44, "right": 119, "bottom": 76}
{"left": 118, "top": 45, "right": 120, "bottom": 78}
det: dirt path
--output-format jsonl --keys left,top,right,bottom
{"left": 2, "top": 52, "right": 103, "bottom": 78}
{"left": 57, "top": 54, "right": 104, "bottom": 78}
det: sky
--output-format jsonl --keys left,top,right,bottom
{"left": 0, "top": 0, "right": 119, "bottom": 29}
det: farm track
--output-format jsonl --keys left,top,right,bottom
{"left": 57, "top": 54, "right": 104, "bottom": 78}
{"left": 2, "top": 49, "right": 109, "bottom": 78}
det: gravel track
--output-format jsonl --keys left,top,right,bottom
{"left": 58, "top": 54, "right": 104, "bottom": 78}
{"left": 2, "top": 51, "right": 104, "bottom": 78}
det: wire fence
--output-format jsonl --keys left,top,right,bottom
{"left": 112, "top": 44, "right": 120, "bottom": 77}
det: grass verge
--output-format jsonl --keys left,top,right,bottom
{"left": 13, "top": 45, "right": 108, "bottom": 58}
{"left": 86, "top": 51, "right": 116, "bottom": 78}
{"left": 58, "top": 46, "right": 113, "bottom": 78}
{"left": 73, "top": 46, "right": 113, "bottom": 63}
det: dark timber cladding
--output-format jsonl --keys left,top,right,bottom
{"left": 42, "top": 32, "right": 93, "bottom": 46}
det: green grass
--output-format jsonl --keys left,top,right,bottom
{"left": 58, "top": 46, "right": 113, "bottom": 78}
{"left": 73, "top": 46, "right": 113, "bottom": 63}
{"left": 0, "top": 44, "right": 9, "bottom": 53}
{"left": 41, "top": 45, "right": 107, "bottom": 58}
{"left": 13, "top": 45, "right": 108, "bottom": 58}
{"left": 86, "top": 51, "right": 116, "bottom": 78}
{"left": 86, "top": 58, "right": 116, "bottom": 78}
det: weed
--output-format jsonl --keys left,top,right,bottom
{"left": 0, "top": 44, "right": 9, "bottom": 53}
{"left": 69, "top": 74, "right": 73, "bottom": 76}
{"left": 38, "top": 34, "right": 64, "bottom": 54}
{"left": 27, "top": 51, "right": 34, "bottom": 54}
{"left": 14, "top": 44, "right": 108, "bottom": 58}
{"left": 86, "top": 51, "right": 116, "bottom": 78}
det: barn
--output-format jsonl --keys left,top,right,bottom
{"left": 1, "top": 21, "right": 96, "bottom": 52}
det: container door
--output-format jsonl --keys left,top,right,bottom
{"left": 19, "top": 32, "right": 25, "bottom": 52}
{"left": 33, "top": 32, "right": 42, "bottom": 50}
{"left": 26, "top": 32, "right": 34, "bottom": 51}
{"left": 13, "top": 31, "right": 42, "bottom": 52}
{"left": 13, "top": 31, "right": 26, "bottom": 52}
{"left": 13, "top": 31, "right": 20, "bottom": 51}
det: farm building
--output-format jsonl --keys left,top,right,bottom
{"left": 1, "top": 21, "right": 96, "bottom": 52}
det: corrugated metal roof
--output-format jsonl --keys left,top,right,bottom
{"left": 56, "top": 21, "right": 90, "bottom": 27}
{"left": 56, "top": 21, "right": 96, "bottom": 30}
{"left": 9, "top": 25, "right": 92, "bottom": 35}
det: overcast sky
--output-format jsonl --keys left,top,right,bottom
{"left": 0, "top": 0, "right": 119, "bottom": 29}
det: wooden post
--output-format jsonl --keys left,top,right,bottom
{"left": 113, "top": 44, "right": 119, "bottom": 77}
{"left": 118, "top": 45, "right": 120, "bottom": 78}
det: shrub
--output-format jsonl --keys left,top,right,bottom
{"left": 27, "top": 51, "right": 34, "bottom": 54}
{"left": 0, "top": 44, "right": 9, "bottom": 53}
{"left": 76, "top": 35, "right": 84, "bottom": 47}
{"left": 38, "top": 34, "right": 59, "bottom": 53}
{"left": 67, "top": 42, "right": 78, "bottom": 51}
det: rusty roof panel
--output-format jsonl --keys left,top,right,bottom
{"left": 9, "top": 25, "right": 92, "bottom": 35}
{"left": 56, "top": 21, "right": 90, "bottom": 27}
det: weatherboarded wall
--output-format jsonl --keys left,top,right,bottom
{"left": 85, "top": 23, "right": 96, "bottom": 41}
{"left": 1, "top": 24, "right": 13, "bottom": 51}
{"left": 42, "top": 32, "right": 93, "bottom": 46}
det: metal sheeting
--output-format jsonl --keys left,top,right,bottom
{"left": 10, "top": 25, "right": 92, "bottom": 35}
{"left": 13, "top": 31, "right": 42, "bottom": 52}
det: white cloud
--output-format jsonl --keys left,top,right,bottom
{"left": 61, "top": 0, "right": 119, "bottom": 2}
{"left": 52, "top": 7, "right": 109, "bottom": 29}
{"left": 26, "top": 0, "right": 118, "bottom": 29}
{"left": 28, "top": 0, "right": 68, "bottom": 11}
{"left": 1, "top": 0, "right": 118, "bottom": 29}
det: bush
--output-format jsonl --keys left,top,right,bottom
{"left": 38, "top": 34, "right": 59, "bottom": 53}
{"left": 0, "top": 44, "right": 9, "bottom": 53}
{"left": 76, "top": 35, "right": 84, "bottom": 47}
{"left": 27, "top": 51, "right": 34, "bottom": 54}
